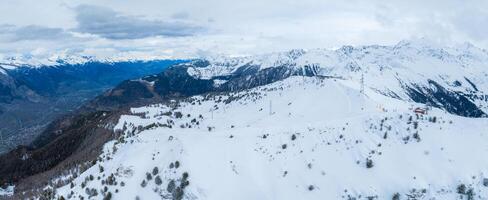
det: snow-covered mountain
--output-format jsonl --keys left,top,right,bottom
{"left": 2, "top": 40, "right": 488, "bottom": 199}
{"left": 55, "top": 76, "right": 488, "bottom": 200}
{"left": 185, "top": 40, "right": 488, "bottom": 117}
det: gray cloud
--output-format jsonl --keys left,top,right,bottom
{"left": 0, "top": 24, "right": 71, "bottom": 41}
{"left": 171, "top": 12, "right": 190, "bottom": 20}
{"left": 74, "top": 5, "right": 204, "bottom": 39}
{"left": 1, "top": 0, "right": 488, "bottom": 61}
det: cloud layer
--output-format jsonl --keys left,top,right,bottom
{"left": 0, "top": 0, "right": 487, "bottom": 62}
{"left": 0, "top": 24, "right": 71, "bottom": 42}
{"left": 74, "top": 5, "right": 203, "bottom": 39}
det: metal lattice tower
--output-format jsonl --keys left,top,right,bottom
{"left": 360, "top": 72, "right": 365, "bottom": 95}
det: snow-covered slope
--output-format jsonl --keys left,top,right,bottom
{"left": 53, "top": 76, "right": 488, "bottom": 200}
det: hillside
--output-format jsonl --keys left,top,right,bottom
{"left": 53, "top": 76, "right": 488, "bottom": 199}
{"left": 0, "top": 60, "right": 184, "bottom": 153}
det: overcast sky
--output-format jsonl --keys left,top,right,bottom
{"left": 0, "top": 0, "right": 487, "bottom": 60}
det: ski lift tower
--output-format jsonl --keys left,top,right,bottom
{"left": 343, "top": 50, "right": 365, "bottom": 96}
{"left": 360, "top": 71, "right": 365, "bottom": 95}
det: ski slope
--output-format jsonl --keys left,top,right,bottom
{"left": 54, "top": 76, "right": 488, "bottom": 200}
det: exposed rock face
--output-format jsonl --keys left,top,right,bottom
{"left": 405, "top": 80, "right": 486, "bottom": 117}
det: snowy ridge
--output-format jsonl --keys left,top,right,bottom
{"left": 185, "top": 40, "right": 488, "bottom": 115}
{"left": 187, "top": 40, "right": 488, "bottom": 79}
{"left": 186, "top": 49, "right": 308, "bottom": 79}
{"left": 53, "top": 76, "right": 488, "bottom": 200}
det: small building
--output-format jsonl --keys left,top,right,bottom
{"left": 414, "top": 107, "right": 427, "bottom": 115}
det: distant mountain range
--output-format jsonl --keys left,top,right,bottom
{"left": 0, "top": 60, "right": 185, "bottom": 153}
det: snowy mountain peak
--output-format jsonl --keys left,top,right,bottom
{"left": 395, "top": 38, "right": 442, "bottom": 48}
{"left": 187, "top": 41, "right": 488, "bottom": 81}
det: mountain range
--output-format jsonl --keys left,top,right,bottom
{"left": 1, "top": 40, "right": 488, "bottom": 199}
